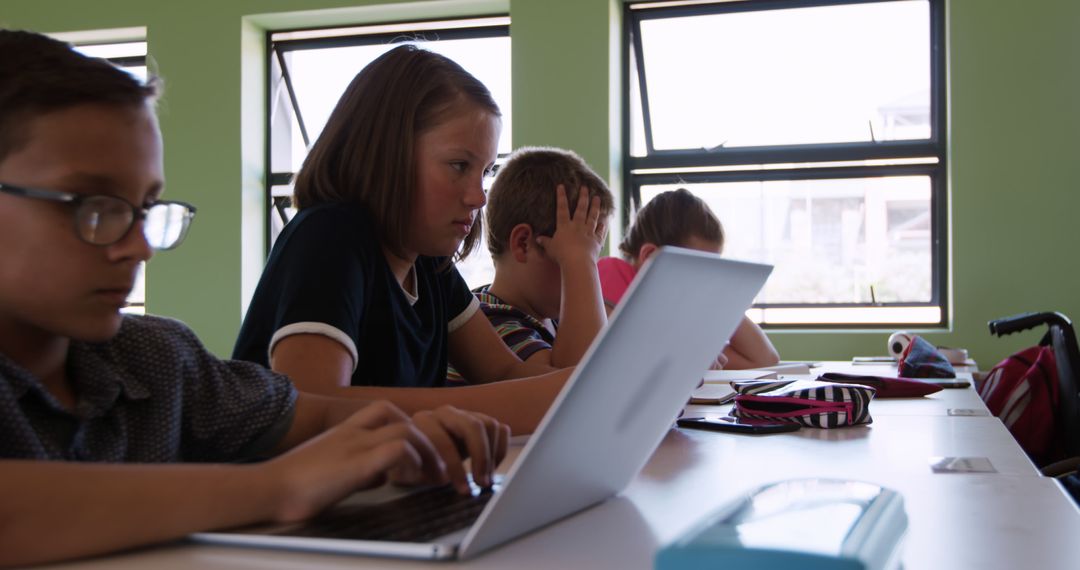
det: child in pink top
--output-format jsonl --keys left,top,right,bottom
{"left": 597, "top": 255, "right": 637, "bottom": 308}
{"left": 598, "top": 189, "right": 779, "bottom": 369}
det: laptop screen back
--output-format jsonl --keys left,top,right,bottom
{"left": 460, "top": 247, "right": 773, "bottom": 557}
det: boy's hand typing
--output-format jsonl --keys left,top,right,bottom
{"left": 265, "top": 401, "right": 508, "bottom": 523}
{"left": 407, "top": 406, "right": 510, "bottom": 493}
{"left": 535, "top": 184, "right": 606, "bottom": 266}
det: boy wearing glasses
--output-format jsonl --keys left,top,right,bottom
{"left": 0, "top": 29, "right": 508, "bottom": 567}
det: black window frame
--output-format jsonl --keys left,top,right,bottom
{"left": 623, "top": 0, "right": 948, "bottom": 329}
{"left": 264, "top": 18, "right": 511, "bottom": 252}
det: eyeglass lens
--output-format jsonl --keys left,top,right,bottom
{"left": 75, "top": 196, "right": 133, "bottom": 245}
{"left": 144, "top": 202, "right": 193, "bottom": 250}
{"left": 74, "top": 196, "right": 192, "bottom": 249}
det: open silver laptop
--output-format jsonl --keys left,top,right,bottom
{"left": 193, "top": 247, "right": 773, "bottom": 560}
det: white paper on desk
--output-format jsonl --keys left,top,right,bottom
{"left": 753, "top": 362, "right": 813, "bottom": 375}
{"left": 929, "top": 456, "right": 997, "bottom": 473}
{"left": 947, "top": 408, "right": 989, "bottom": 417}
{"left": 689, "top": 383, "right": 736, "bottom": 405}
{"left": 702, "top": 370, "right": 776, "bottom": 383}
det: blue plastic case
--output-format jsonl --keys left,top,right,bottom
{"left": 656, "top": 479, "right": 907, "bottom": 570}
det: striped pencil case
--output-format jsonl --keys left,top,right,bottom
{"left": 731, "top": 379, "right": 876, "bottom": 428}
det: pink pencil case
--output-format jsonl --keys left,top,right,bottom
{"left": 816, "top": 372, "right": 943, "bottom": 398}
{"left": 731, "top": 379, "right": 875, "bottom": 428}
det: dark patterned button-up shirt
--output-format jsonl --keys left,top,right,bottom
{"left": 1, "top": 315, "right": 296, "bottom": 462}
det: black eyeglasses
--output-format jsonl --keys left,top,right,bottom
{"left": 0, "top": 182, "right": 196, "bottom": 250}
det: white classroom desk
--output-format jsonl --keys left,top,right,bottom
{"left": 49, "top": 364, "right": 1080, "bottom": 570}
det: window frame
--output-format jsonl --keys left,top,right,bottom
{"left": 623, "top": 0, "right": 948, "bottom": 329}
{"left": 264, "top": 17, "right": 511, "bottom": 252}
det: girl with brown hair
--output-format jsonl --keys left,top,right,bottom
{"left": 234, "top": 45, "right": 571, "bottom": 435}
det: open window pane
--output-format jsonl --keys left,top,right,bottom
{"left": 74, "top": 41, "right": 145, "bottom": 60}
{"left": 636, "top": 0, "right": 931, "bottom": 151}
{"left": 628, "top": 45, "right": 647, "bottom": 158}
{"left": 640, "top": 175, "right": 935, "bottom": 307}
{"left": 627, "top": 0, "right": 944, "bottom": 327}
{"left": 277, "top": 36, "right": 511, "bottom": 172}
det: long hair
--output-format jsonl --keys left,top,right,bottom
{"left": 292, "top": 44, "right": 500, "bottom": 261}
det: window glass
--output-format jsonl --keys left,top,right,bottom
{"left": 641, "top": 175, "right": 933, "bottom": 306}
{"left": 282, "top": 37, "right": 511, "bottom": 170}
{"left": 635, "top": 0, "right": 930, "bottom": 151}
{"left": 74, "top": 41, "right": 144, "bottom": 59}
{"left": 628, "top": 0, "right": 943, "bottom": 326}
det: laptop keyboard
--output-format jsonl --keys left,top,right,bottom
{"left": 283, "top": 483, "right": 499, "bottom": 543}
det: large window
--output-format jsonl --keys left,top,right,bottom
{"left": 267, "top": 17, "right": 511, "bottom": 288}
{"left": 74, "top": 40, "right": 149, "bottom": 314}
{"left": 626, "top": 0, "right": 945, "bottom": 327}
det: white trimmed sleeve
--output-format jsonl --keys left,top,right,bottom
{"left": 448, "top": 295, "right": 481, "bottom": 333}
{"left": 268, "top": 322, "right": 358, "bottom": 373}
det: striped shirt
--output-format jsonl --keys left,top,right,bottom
{"left": 446, "top": 286, "right": 557, "bottom": 384}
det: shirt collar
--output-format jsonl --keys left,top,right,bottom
{"left": 0, "top": 342, "right": 150, "bottom": 419}
{"left": 0, "top": 352, "right": 39, "bottom": 401}
{"left": 473, "top": 285, "right": 557, "bottom": 335}
{"left": 69, "top": 340, "right": 151, "bottom": 404}
{"left": 399, "top": 264, "right": 420, "bottom": 306}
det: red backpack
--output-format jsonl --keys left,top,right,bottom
{"left": 978, "top": 346, "right": 1060, "bottom": 463}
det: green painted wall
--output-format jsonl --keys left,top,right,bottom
{"left": 2, "top": 0, "right": 1077, "bottom": 367}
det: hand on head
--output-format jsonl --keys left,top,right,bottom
{"left": 534, "top": 184, "right": 607, "bottom": 266}
{"left": 266, "top": 401, "right": 509, "bottom": 523}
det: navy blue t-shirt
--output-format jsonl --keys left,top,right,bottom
{"left": 233, "top": 203, "right": 478, "bottom": 388}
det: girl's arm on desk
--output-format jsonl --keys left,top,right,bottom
{"left": 721, "top": 316, "right": 780, "bottom": 369}
{"left": 272, "top": 331, "right": 571, "bottom": 435}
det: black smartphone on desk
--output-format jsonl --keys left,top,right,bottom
{"left": 677, "top": 415, "right": 800, "bottom": 434}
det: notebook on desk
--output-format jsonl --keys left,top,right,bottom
{"left": 192, "top": 247, "right": 773, "bottom": 560}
